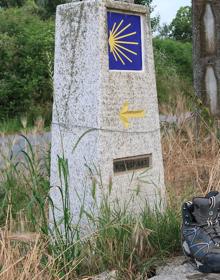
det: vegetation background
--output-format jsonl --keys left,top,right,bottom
{"left": 0, "top": 0, "right": 193, "bottom": 133}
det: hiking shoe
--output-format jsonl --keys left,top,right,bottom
{"left": 181, "top": 192, "right": 220, "bottom": 273}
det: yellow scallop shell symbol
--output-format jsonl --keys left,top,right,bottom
{"left": 108, "top": 20, "right": 139, "bottom": 65}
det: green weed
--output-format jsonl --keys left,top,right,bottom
{"left": 3, "top": 124, "right": 214, "bottom": 278}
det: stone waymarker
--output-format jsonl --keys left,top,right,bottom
{"left": 50, "top": 0, "right": 165, "bottom": 225}
{"left": 193, "top": 0, "right": 220, "bottom": 117}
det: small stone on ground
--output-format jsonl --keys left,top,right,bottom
{"left": 93, "top": 270, "right": 117, "bottom": 280}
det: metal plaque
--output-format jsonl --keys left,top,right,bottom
{"left": 113, "top": 154, "right": 152, "bottom": 174}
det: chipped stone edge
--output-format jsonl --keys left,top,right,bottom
{"left": 56, "top": 0, "right": 148, "bottom": 15}
{"left": 105, "top": 0, "right": 148, "bottom": 14}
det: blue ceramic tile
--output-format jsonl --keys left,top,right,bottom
{"left": 107, "top": 11, "right": 142, "bottom": 71}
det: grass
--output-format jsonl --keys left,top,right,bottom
{"left": 154, "top": 39, "right": 194, "bottom": 106}
{"left": 0, "top": 116, "right": 50, "bottom": 136}
{"left": 0, "top": 139, "right": 180, "bottom": 279}
{"left": 0, "top": 96, "right": 219, "bottom": 279}
{"left": 0, "top": 118, "right": 24, "bottom": 135}
{"left": 0, "top": 196, "right": 181, "bottom": 279}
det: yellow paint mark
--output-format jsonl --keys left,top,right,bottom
{"left": 119, "top": 101, "right": 145, "bottom": 128}
{"left": 112, "top": 50, "right": 118, "bottom": 61}
{"left": 114, "top": 23, "right": 131, "bottom": 38}
{"left": 111, "top": 22, "right": 117, "bottom": 34}
{"left": 116, "top": 32, "right": 137, "bottom": 40}
{"left": 114, "top": 45, "right": 132, "bottom": 63}
{"left": 112, "top": 19, "right": 124, "bottom": 35}
{"left": 113, "top": 48, "right": 125, "bottom": 65}
{"left": 109, "top": 31, "right": 115, "bottom": 53}
{"left": 114, "top": 43, "right": 137, "bottom": 55}
{"left": 115, "top": 41, "right": 139, "bottom": 45}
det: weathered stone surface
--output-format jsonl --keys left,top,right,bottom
{"left": 50, "top": 0, "right": 165, "bottom": 227}
{"left": 193, "top": 0, "right": 220, "bottom": 117}
{"left": 151, "top": 256, "right": 220, "bottom": 280}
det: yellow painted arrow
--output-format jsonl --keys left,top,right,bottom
{"left": 119, "top": 101, "right": 145, "bottom": 128}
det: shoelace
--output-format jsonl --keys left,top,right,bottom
{"left": 202, "top": 220, "right": 220, "bottom": 246}
{"left": 205, "top": 196, "right": 220, "bottom": 245}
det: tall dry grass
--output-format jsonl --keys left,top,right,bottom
{"left": 162, "top": 96, "right": 220, "bottom": 197}
{"left": 0, "top": 96, "right": 220, "bottom": 279}
{"left": 0, "top": 213, "right": 83, "bottom": 280}
{"left": 0, "top": 217, "right": 52, "bottom": 280}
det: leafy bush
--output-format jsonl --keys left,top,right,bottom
{"left": 154, "top": 38, "right": 192, "bottom": 80}
{"left": 0, "top": 6, "right": 54, "bottom": 125}
{"left": 0, "top": 7, "right": 194, "bottom": 130}
{"left": 153, "top": 38, "right": 193, "bottom": 105}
